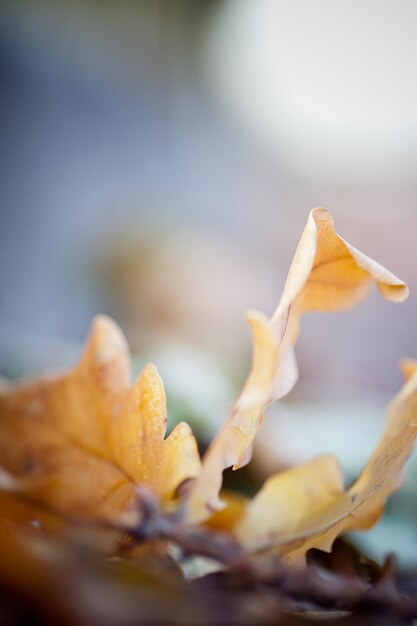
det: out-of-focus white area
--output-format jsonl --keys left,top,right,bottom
{"left": 204, "top": 0, "right": 417, "bottom": 197}
{"left": 255, "top": 390, "right": 389, "bottom": 479}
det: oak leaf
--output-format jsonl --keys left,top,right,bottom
{"left": 187, "top": 207, "right": 408, "bottom": 522}
{"left": 235, "top": 362, "right": 417, "bottom": 565}
{"left": 0, "top": 316, "right": 201, "bottom": 522}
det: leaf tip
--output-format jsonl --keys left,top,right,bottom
{"left": 379, "top": 281, "right": 409, "bottom": 303}
{"left": 138, "top": 362, "right": 165, "bottom": 389}
{"left": 310, "top": 206, "right": 332, "bottom": 220}
{"left": 86, "top": 315, "right": 129, "bottom": 365}
{"left": 399, "top": 358, "right": 417, "bottom": 382}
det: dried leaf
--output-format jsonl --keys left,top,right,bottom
{"left": 187, "top": 207, "right": 408, "bottom": 522}
{"left": 235, "top": 363, "right": 417, "bottom": 564}
{"left": 0, "top": 316, "right": 201, "bottom": 522}
{"left": 399, "top": 358, "right": 417, "bottom": 382}
{"left": 204, "top": 491, "right": 247, "bottom": 532}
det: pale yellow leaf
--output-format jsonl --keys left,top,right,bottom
{"left": 235, "top": 363, "right": 417, "bottom": 565}
{"left": 0, "top": 316, "right": 201, "bottom": 521}
{"left": 186, "top": 207, "right": 408, "bottom": 523}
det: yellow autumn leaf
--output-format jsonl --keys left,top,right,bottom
{"left": 186, "top": 207, "right": 408, "bottom": 523}
{"left": 204, "top": 491, "right": 247, "bottom": 532}
{"left": 400, "top": 358, "right": 417, "bottom": 382}
{"left": 0, "top": 316, "right": 201, "bottom": 521}
{"left": 235, "top": 362, "right": 417, "bottom": 565}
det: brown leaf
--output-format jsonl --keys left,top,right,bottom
{"left": 0, "top": 316, "right": 201, "bottom": 522}
{"left": 186, "top": 207, "right": 408, "bottom": 522}
{"left": 235, "top": 363, "right": 417, "bottom": 564}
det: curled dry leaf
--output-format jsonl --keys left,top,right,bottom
{"left": 186, "top": 207, "right": 408, "bottom": 522}
{"left": 235, "top": 363, "right": 417, "bottom": 565}
{"left": 0, "top": 206, "right": 411, "bottom": 584}
{"left": 0, "top": 316, "right": 201, "bottom": 522}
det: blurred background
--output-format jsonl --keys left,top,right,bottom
{"left": 1, "top": 0, "right": 417, "bottom": 563}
